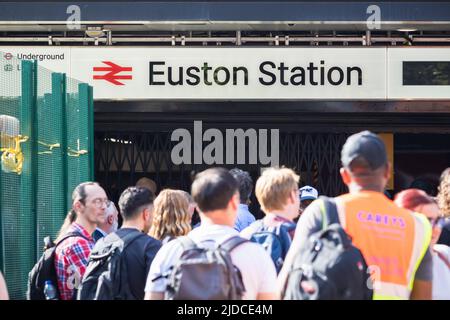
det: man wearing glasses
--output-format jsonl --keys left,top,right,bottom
{"left": 92, "top": 201, "right": 119, "bottom": 242}
{"left": 54, "top": 182, "right": 108, "bottom": 300}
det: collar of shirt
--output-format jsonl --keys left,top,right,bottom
{"left": 95, "top": 227, "right": 108, "bottom": 237}
{"left": 189, "top": 223, "right": 239, "bottom": 244}
{"left": 264, "top": 213, "right": 292, "bottom": 225}
{"left": 120, "top": 226, "right": 144, "bottom": 233}
{"left": 70, "top": 222, "right": 94, "bottom": 242}
{"left": 238, "top": 204, "right": 250, "bottom": 211}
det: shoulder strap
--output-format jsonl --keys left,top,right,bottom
{"left": 177, "top": 236, "right": 198, "bottom": 251}
{"left": 89, "top": 231, "right": 145, "bottom": 262}
{"left": 249, "top": 219, "right": 265, "bottom": 231}
{"left": 161, "top": 235, "right": 174, "bottom": 246}
{"left": 436, "top": 250, "right": 450, "bottom": 269}
{"left": 318, "top": 196, "right": 340, "bottom": 230}
{"left": 220, "top": 236, "right": 248, "bottom": 252}
{"left": 55, "top": 231, "right": 90, "bottom": 248}
{"left": 280, "top": 221, "right": 296, "bottom": 232}
{"left": 100, "top": 230, "right": 144, "bottom": 250}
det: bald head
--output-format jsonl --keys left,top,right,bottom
{"left": 136, "top": 177, "right": 157, "bottom": 195}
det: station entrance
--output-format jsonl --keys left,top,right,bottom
{"left": 94, "top": 101, "right": 450, "bottom": 218}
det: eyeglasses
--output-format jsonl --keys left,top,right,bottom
{"left": 91, "top": 198, "right": 111, "bottom": 208}
{"left": 428, "top": 216, "right": 445, "bottom": 229}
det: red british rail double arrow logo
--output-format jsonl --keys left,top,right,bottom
{"left": 93, "top": 61, "right": 132, "bottom": 85}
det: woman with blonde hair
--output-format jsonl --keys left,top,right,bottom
{"left": 149, "top": 189, "right": 192, "bottom": 244}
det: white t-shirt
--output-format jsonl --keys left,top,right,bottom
{"left": 145, "top": 224, "right": 277, "bottom": 300}
{"left": 432, "top": 244, "right": 450, "bottom": 300}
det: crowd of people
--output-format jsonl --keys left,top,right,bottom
{"left": 2, "top": 130, "right": 449, "bottom": 300}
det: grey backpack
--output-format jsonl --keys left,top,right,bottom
{"left": 164, "top": 236, "right": 248, "bottom": 300}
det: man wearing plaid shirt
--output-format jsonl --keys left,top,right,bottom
{"left": 54, "top": 182, "right": 108, "bottom": 300}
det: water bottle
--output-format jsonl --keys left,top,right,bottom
{"left": 43, "top": 280, "right": 58, "bottom": 300}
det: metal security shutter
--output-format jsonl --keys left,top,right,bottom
{"left": 94, "top": 130, "right": 348, "bottom": 203}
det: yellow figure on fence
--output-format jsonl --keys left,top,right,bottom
{"left": 1, "top": 135, "right": 28, "bottom": 174}
{"left": 0, "top": 115, "right": 28, "bottom": 174}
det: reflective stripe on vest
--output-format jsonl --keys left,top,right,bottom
{"left": 372, "top": 282, "right": 411, "bottom": 300}
{"left": 407, "top": 212, "right": 432, "bottom": 292}
{"left": 324, "top": 192, "right": 432, "bottom": 300}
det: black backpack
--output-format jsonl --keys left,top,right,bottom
{"left": 282, "top": 197, "right": 373, "bottom": 300}
{"left": 162, "top": 236, "right": 248, "bottom": 300}
{"left": 27, "top": 232, "right": 86, "bottom": 300}
{"left": 77, "top": 230, "right": 144, "bottom": 300}
{"left": 248, "top": 219, "right": 296, "bottom": 273}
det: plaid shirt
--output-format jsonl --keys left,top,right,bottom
{"left": 54, "top": 223, "right": 94, "bottom": 300}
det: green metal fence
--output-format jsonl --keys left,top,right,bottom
{"left": 0, "top": 53, "right": 94, "bottom": 299}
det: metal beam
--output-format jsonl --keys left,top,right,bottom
{"left": 0, "top": 35, "right": 449, "bottom": 45}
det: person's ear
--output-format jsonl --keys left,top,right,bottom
{"left": 340, "top": 167, "right": 351, "bottom": 185}
{"left": 107, "top": 214, "right": 114, "bottom": 225}
{"left": 290, "top": 189, "right": 298, "bottom": 204}
{"left": 73, "top": 200, "right": 83, "bottom": 213}
{"left": 384, "top": 162, "right": 391, "bottom": 181}
{"left": 144, "top": 206, "right": 154, "bottom": 222}
{"left": 230, "top": 193, "right": 239, "bottom": 211}
{"left": 143, "top": 208, "right": 150, "bottom": 221}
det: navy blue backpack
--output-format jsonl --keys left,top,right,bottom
{"left": 248, "top": 219, "right": 296, "bottom": 273}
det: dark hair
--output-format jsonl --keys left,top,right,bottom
{"left": 56, "top": 210, "right": 78, "bottom": 242}
{"left": 191, "top": 168, "right": 238, "bottom": 212}
{"left": 229, "top": 168, "right": 253, "bottom": 204}
{"left": 119, "top": 186, "right": 155, "bottom": 220}
{"left": 394, "top": 188, "right": 436, "bottom": 211}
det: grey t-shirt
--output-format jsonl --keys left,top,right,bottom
{"left": 286, "top": 199, "right": 433, "bottom": 281}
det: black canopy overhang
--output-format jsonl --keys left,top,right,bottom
{"left": 1, "top": 1, "right": 450, "bottom": 24}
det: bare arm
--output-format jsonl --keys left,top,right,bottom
{"left": 410, "top": 246, "right": 433, "bottom": 300}
{"left": 410, "top": 280, "right": 432, "bottom": 300}
{"left": 146, "top": 292, "right": 164, "bottom": 300}
{"left": 256, "top": 292, "right": 279, "bottom": 300}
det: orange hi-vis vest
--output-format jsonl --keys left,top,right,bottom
{"left": 322, "top": 191, "right": 431, "bottom": 300}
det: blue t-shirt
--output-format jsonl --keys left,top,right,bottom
{"left": 234, "top": 204, "right": 256, "bottom": 232}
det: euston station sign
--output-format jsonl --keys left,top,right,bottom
{"left": 1, "top": 47, "right": 449, "bottom": 100}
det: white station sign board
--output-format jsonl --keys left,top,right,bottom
{"left": 0, "top": 47, "right": 449, "bottom": 100}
